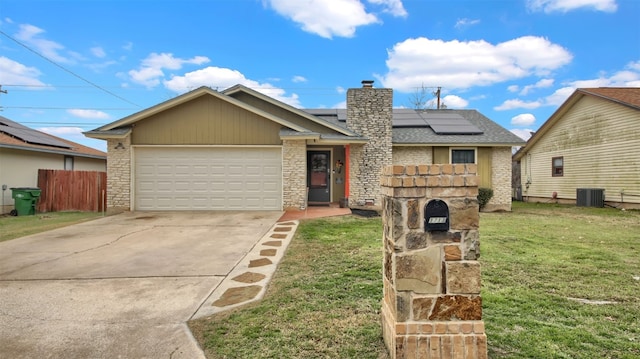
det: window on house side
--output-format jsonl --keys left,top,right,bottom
{"left": 64, "top": 156, "right": 74, "bottom": 170}
{"left": 552, "top": 156, "right": 563, "bottom": 177}
{"left": 451, "top": 149, "right": 475, "bottom": 164}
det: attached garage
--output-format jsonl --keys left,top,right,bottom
{"left": 134, "top": 147, "right": 282, "bottom": 210}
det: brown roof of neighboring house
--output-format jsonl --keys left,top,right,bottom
{"left": 0, "top": 116, "right": 106, "bottom": 159}
{"left": 580, "top": 87, "right": 640, "bottom": 109}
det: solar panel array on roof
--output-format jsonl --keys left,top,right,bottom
{"left": 419, "top": 112, "right": 483, "bottom": 135}
{"left": 0, "top": 125, "right": 72, "bottom": 149}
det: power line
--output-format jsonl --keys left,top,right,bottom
{"left": 0, "top": 30, "right": 140, "bottom": 108}
{"left": 5, "top": 106, "right": 137, "bottom": 111}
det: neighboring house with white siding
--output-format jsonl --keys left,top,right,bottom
{"left": 513, "top": 87, "right": 640, "bottom": 209}
{"left": 0, "top": 116, "right": 107, "bottom": 214}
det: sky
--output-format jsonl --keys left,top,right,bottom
{"left": 0, "top": 0, "right": 638, "bottom": 152}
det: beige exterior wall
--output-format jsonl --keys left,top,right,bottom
{"left": 485, "top": 146, "right": 512, "bottom": 212}
{"left": 0, "top": 147, "right": 106, "bottom": 214}
{"left": 282, "top": 139, "right": 307, "bottom": 210}
{"left": 131, "top": 95, "right": 282, "bottom": 145}
{"left": 106, "top": 137, "right": 131, "bottom": 211}
{"left": 392, "top": 146, "right": 433, "bottom": 165}
{"left": 520, "top": 95, "right": 640, "bottom": 206}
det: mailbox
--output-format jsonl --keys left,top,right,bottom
{"left": 424, "top": 199, "right": 449, "bottom": 232}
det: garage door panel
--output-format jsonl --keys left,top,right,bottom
{"left": 134, "top": 147, "right": 282, "bottom": 210}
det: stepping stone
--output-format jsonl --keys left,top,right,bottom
{"left": 212, "top": 285, "right": 262, "bottom": 307}
{"left": 273, "top": 227, "right": 292, "bottom": 232}
{"left": 232, "top": 272, "right": 266, "bottom": 283}
{"left": 260, "top": 249, "right": 277, "bottom": 257}
{"left": 279, "top": 221, "right": 296, "bottom": 226}
{"left": 263, "top": 240, "right": 282, "bottom": 247}
{"left": 249, "top": 258, "right": 272, "bottom": 267}
{"left": 270, "top": 234, "right": 287, "bottom": 239}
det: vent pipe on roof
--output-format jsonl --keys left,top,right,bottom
{"left": 361, "top": 80, "right": 374, "bottom": 88}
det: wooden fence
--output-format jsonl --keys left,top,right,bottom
{"left": 37, "top": 169, "right": 107, "bottom": 212}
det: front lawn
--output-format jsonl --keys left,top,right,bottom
{"left": 0, "top": 211, "right": 105, "bottom": 242}
{"left": 189, "top": 202, "right": 640, "bottom": 358}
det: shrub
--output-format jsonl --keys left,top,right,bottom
{"left": 478, "top": 187, "right": 494, "bottom": 210}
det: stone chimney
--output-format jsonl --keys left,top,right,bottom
{"left": 346, "top": 80, "right": 393, "bottom": 206}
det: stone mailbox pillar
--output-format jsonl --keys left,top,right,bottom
{"left": 380, "top": 164, "right": 487, "bottom": 359}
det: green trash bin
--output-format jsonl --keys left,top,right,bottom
{"left": 10, "top": 187, "right": 41, "bottom": 216}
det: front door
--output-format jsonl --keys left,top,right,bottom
{"left": 307, "top": 151, "right": 331, "bottom": 204}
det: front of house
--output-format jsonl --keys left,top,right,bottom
{"left": 85, "top": 81, "right": 524, "bottom": 213}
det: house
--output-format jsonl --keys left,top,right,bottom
{"left": 513, "top": 87, "right": 640, "bottom": 209}
{"left": 0, "top": 116, "right": 107, "bottom": 214}
{"left": 85, "top": 81, "right": 524, "bottom": 213}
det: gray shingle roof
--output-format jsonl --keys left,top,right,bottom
{"left": 302, "top": 109, "right": 525, "bottom": 145}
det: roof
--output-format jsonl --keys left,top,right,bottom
{"left": 0, "top": 116, "right": 106, "bottom": 159}
{"left": 85, "top": 86, "right": 312, "bottom": 138}
{"left": 513, "top": 87, "right": 640, "bottom": 161}
{"left": 304, "top": 108, "right": 525, "bottom": 146}
{"left": 85, "top": 84, "right": 524, "bottom": 147}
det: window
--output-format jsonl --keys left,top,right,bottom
{"left": 64, "top": 156, "right": 74, "bottom": 170}
{"left": 451, "top": 149, "right": 476, "bottom": 164}
{"left": 552, "top": 156, "right": 563, "bottom": 177}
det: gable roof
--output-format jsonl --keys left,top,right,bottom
{"left": 305, "top": 108, "right": 525, "bottom": 146}
{"left": 0, "top": 116, "right": 106, "bottom": 159}
{"left": 85, "top": 86, "right": 340, "bottom": 139}
{"left": 222, "top": 85, "right": 359, "bottom": 137}
{"left": 513, "top": 87, "right": 640, "bottom": 161}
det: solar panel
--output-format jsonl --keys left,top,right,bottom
{"left": 420, "top": 112, "right": 483, "bottom": 134}
{"left": 0, "top": 126, "right": 72, "bottom": 149}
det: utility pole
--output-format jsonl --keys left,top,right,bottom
{"left": 0, "top": 85, "right": 6, "bottom": 111}
{"left": 434, "top": 86, "right": 441, "bottom": 110}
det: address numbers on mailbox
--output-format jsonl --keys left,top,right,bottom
{"left": 424, "top": 199, "right": 449, "bottom": 232}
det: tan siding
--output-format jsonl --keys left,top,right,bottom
{"left": 433, "top": 147, "right": 449, "bottom": 164}
{"left": 521, "top": 95, "right": 640, "bottom": 204}
{"left": 131, "top": 95, "right": 282, "bottom": 145}
{"left": 477, "top": 147, "right": 492, "bottom": 188}
{"left": 230, "top": 92, "right": 339, "bottom": 134}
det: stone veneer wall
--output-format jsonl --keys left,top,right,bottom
{"left": 347, "top": 85, "right": 393, "bottom": 206}
{"left": 380, "top": 164, "right": 487, "bottom": 359}
{"left": 106, "top": 137, "right": 131, "bottom": 211}
{"left": 486, "top": 147, "right": 512, "bottom": 212}
{"left": 393, "top": 146, "right": 433, "bottom": 166}
{"left": 282, "top": 139, "right": 307, "bottom": 210}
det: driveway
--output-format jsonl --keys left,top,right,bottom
{"left": 0, "top": 211, "right": 285, "bottom": 359}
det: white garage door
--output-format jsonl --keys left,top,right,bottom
{"left": 134, "top": 147, "right": 282, "bottom": 210}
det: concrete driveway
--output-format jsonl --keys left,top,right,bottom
{"left": 0, "top": 211, "right": 284, "bottom": 359}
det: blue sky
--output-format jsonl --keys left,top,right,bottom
{"left": 0, "top": 0, "right": 638, "bottom": 152}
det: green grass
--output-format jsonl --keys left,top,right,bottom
{"left": 190, "top": 202, "right": 640, "bottom": 359}
{"left": 0, "top": 211, "right": 106, "bottom": 242}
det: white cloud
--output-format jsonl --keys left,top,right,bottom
{"left": 378, "top": 36, "right": 572, "bottom": 92}
{"left": 494, "top": 99, "right": 543, "bottom": 111}
{"left": 519, "top": 78, "right": 554, "bottom": 95}
{"left": 511, "top": 113, "right": 536, "bottom": 126}
{"left": 527, "top": 0, "right": 617, "bottom": 13}
{"left": 266, "top": 0, "right": 379, "bottom": 38}
{"left": 164, "top": 66, "right": 301, "bottom": 107}
{"left": 38, "top": 126, "right": 84, "bottom": 136}
{"left": 336, "top": 86, "right": 346, "bottom": 94}
{"left": 430, "top": 94, "right": 468, "bottom": 109}
{"left": 67, "top": 109, "right": 110, "bottom": 120}
{"left": 510, "top": 129, "right": 535, "bottom": 141}
{"left": 508, "top": 85, "right": 520, "bottom": 93}
{"left": 368, "top": 0, "right": 408, "bottom": 17}
{"left": 15, "top": 24, "right": 71, "bottom": 64}
{"left": 91, "top": 46, "right": 106, "bottom": 58}
{"left": 292, "top": 75, "right": 307, "bottom": 83}
{"left": 455, "top": 18, "right": 480, "bottom": 29}
{"left": 333, "top": 100, "right": 347, "bottom": 108}
{"left": 0, "top": 56, "right": 46, "bottom": 87}
{"left": 128, "top": 52, "right": 210, "bottom": 88}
